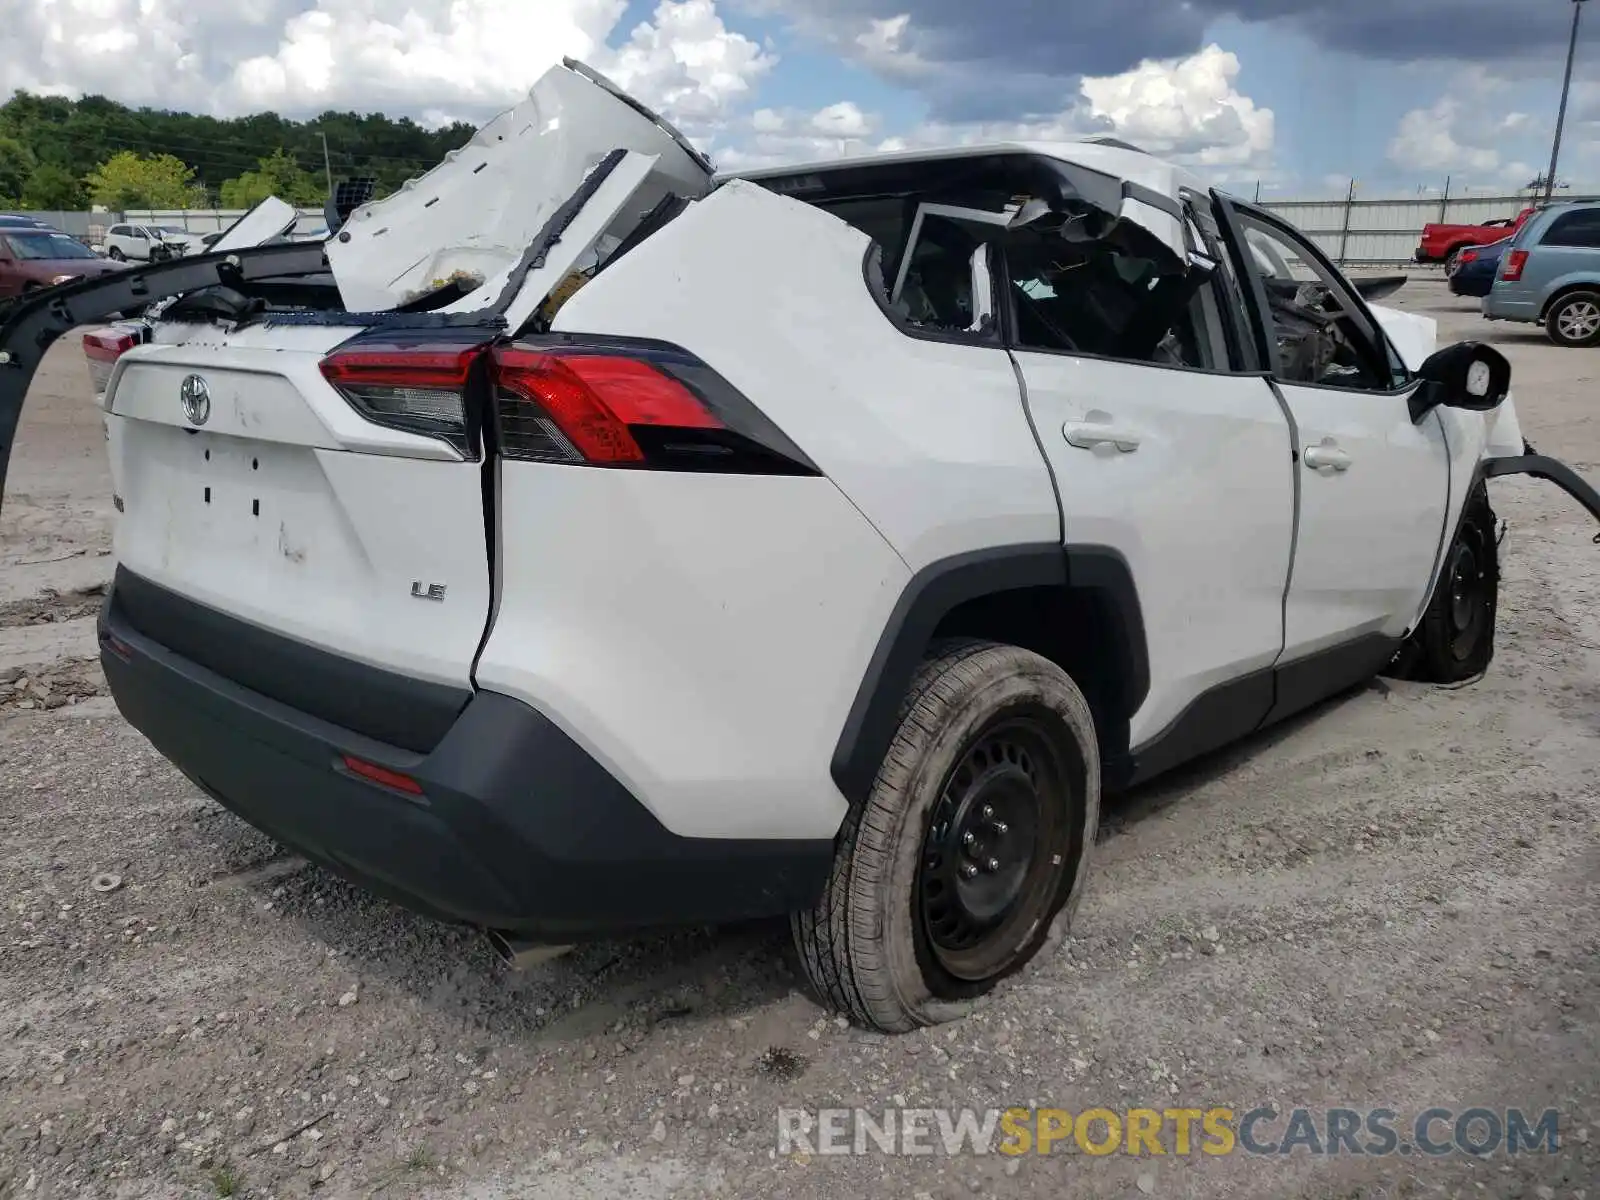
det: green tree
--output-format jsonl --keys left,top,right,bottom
{"left": 219, "top": 148, "right": 325, "bottom": 208}
{"left": 0, "top": 89, "right": 475, "bottom": 210}
{"left": 20, "top": 162, "right": 84, "bottom": 209}
{"left": 0, "top": 134, "right": 36, "bottom": 203}
{"left": 83, "top": 151, "right": 203, "bottom": 208}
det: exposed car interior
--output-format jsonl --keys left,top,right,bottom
{"left": 786, "top": 156, "right": 1219, "bottom": 371}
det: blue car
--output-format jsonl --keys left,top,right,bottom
{"left": 1447, "top": 238, "right": 1509, "bottom": 298}
{"left": 1483, "top": 201, "right": 1600, "bottom": 347}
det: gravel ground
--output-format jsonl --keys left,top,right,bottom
{"left": 1, "top": 282, "right": 1597, "bottom": 1200}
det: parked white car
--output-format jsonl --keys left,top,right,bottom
{"left": 3, "top": 60, "right": 1597, "bottom": 1034}
{"left": 102, "top": 224, "right": 193, "bottom": 262}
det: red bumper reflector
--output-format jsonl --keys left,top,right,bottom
{"left": 341, "top": 755, "right": 424, "bottom": 795}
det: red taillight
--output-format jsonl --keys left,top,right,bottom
{"left": 1460, "top": 249, "right": 1479, "bottom": 264}
{"left": 492, "top": 347, "right": 722, "bottom": 465}
{"left": 83, "top": 327, "right": 143, "bottom": 395}
{"left": 340, "top": 755, "right": 424, "bottom": 796}
{"left": 82, "top": 330, "right": 139, "bottom": 363}
{"left": 319, "top": 340, "right": 487, "bottom": 455}
{"left": 1501, "top": 249, "right": 1529, "bottom": 282}
{"left": 319, "top": 336, "right": 815, "bottom": 475}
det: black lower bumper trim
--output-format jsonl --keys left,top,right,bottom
{"left": 112, "top": 567, "right": 468, "bottom": 753}
{"left": 99, "top": 577, "right": 834, "bottom": 940}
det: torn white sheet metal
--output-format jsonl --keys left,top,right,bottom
{"left": 442, "top": 149, "right": 662, "bottom": 334}
{"left": 1118, "top": 195, "right": 1186, "bottom": 262}
{"left": 210, "top": 197, "right": 301, "bottom": 253}
{"left": 326, "top": 59, "right": 712, "bottom": 313}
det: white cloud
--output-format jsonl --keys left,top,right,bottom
{"left": 1388, "top": 96, "right": 1501, "bottom": 175}
{"left": 875, "top": 43, "right": 1274, "bottom": 176}
{"left": 601, "top": 0, "right": 776, "bottom": 125}
{"left": 0, "top": 0, "right": 298, "bottom": 108}
{"left": 1386, "top": 74, "right": 1552, "bottom": 186}
{"left": 809, "top": 101, "right": 873, "bottom": 137}
{"left": 710, "top": 102, "right": 883, "bottom": 168}
{"left": 0, "top": 0, "right": 771, "bottom": 131}
{"left": 711, "top": 42, "right": 1275, "bottom": 178}
{"left": 1079, "top": 44, "right": 1273, "bottom": 167}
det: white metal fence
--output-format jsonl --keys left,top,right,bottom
{"left": 120, "top": 208, "right": 326, "bottom": 237}
{"left": 16, "top": 189, "right": 1600, "bottom": 266}
{"left": 10, "top": 208, "right": 327, "bottom": 248}
{"left": 1255, "top": 188, "right": 1600, "bottom": 266}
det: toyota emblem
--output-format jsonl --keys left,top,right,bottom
{"left": 179, "top": 374, "right": 211, "bottom": 426}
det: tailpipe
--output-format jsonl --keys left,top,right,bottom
{"left": 485, "top": 930, "right": 574, "bottom": 971}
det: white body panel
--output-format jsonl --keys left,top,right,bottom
{"left": 1014, "top": 354, "right": 1294, "bottom": 743}
{"left": 327, "top": 61, "right": 710, "bottom": 313}
{"left": 211, "top": 197, "right": 301, "bottom": 253}
{"left": 551, "top": 180, "right": 1060, "bottom": 570}
{"left": 474, "top": 469, "right": 907, "bottom": 840}
{"left": 1370, "top": 303, "right": 1437, "bottom": 372}
{"left": 1276, "top": 386, "right": 1450, "bottom": 654}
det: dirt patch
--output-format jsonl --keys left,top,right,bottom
{"left": 0, "top": 658, "right": 109, "bottom": 712}
{"left": 0, "top": 583, "right": 107, "bottom": 630}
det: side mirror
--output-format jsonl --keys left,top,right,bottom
{"left": 967, "top": 243, "right": 996, "bottom": 335}
{"left": 1410, "top": 341, "right": 1511, "bottom": 422}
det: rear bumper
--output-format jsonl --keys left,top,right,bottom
{"left": 1481, "top": 293, "right": 1539, "bottom": 322}
{"left": 98, "top": 570, "right": 833, "bottom": 940}
{"left": 1449, "top": 274, "right": 1493, "bottom": 298}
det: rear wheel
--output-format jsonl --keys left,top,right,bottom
{"left": 792, "top": 641, "right": 1099, "bottom": 1032}
{"left": 107, "top": 247, "right": 125, "bottom": 262}
{"left": 1545, "top": 292, "right": 1600, "bottom": 348}
{"left": 1387, "top": 484, "right": 1498, "bottom": 684}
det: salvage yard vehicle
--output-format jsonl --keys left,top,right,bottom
{"left": 1416, "top": 206, "right": 1536, "bottom": 266}
{"left": 102, "top": 223, "right": 194, "bottom": 263}
{"left": 1482, "top": 200, "right": 1600, "bottom": 348}
{"left": 3, "top": 60, "right": 1599, "bottom": 1035}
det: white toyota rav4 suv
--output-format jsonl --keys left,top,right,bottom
{"left": 3, "top": 61, "right": 1598, "bottom": 1034}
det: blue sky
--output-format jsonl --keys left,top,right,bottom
{"left": 4, "top": 0, "right": 1596, "bottom": 199}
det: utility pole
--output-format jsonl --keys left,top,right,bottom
{"left": 1544, "top": 0, "right": 1589, "bottom": 206}
{"left": 316, "top": 132, "right": 335, "bottom": 198}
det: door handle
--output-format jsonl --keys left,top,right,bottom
{"left": 1063, "top": 413, "right": 1142, "bottom": 453}
{"left": 1303, "top": 440, "right": 1351, "bottom": 472}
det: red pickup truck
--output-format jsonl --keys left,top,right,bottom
{"left": 1415, "top": 207, "right": 1536, "bottom": 264}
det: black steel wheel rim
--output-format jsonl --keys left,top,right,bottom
{"left": 917, "top": 711, "right": 1069, "bottom": 982}
{"left": 1446, "top": 526, "right": 1489, "bottom": 662}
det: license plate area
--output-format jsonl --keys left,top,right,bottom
{"left": 118, "top": 422, "right": 363, "bottom": 594}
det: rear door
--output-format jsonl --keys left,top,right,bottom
{"left": 999, "top": 198, "right": 1296, "bottom": 764}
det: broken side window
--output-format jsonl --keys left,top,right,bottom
{"left": 1001, "top": 217, "right": 1216, "bottom": 370}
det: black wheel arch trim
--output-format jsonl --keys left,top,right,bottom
{"left": 1482, "top": 451, "right": 1600, "bottom": 530}
{"left": 829, "top": 543, "right": 1150, "bottom": 806}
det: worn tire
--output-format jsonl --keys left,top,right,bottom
{"left": 1545, "top": 291, "right": 1600, "bottom": 348}
{"left": 792, "top": 640, "right": 1100, "bottom": 1033}
{"left": 1387, "top": 484, "right": 1498, "bottom": 684}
